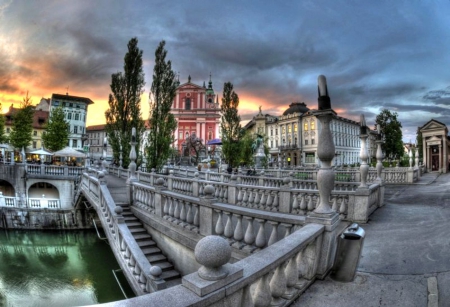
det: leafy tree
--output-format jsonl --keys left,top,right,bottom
{"left": 145, "top": 41, "right": 177, "bottom": 171}
{"left": 183, "top": 133, "right": 205, "bottom": 164}
{"left": 239, "top": 132, "right": 255, "bottom": 167}
{"left": 42, "top": 107, "right": 70, "bottom": 151}
{"left": 105, "top": 37, "right": 145, "bottom": 168}
{"left": 375, "top": 109, "right": 403, "bottom": 162}
{"left": 0, "top": 102, "right": 7, "bottom": 144}
{"left": 220, "top": 82, "right": 242, "bottom": 168}
{"left": 9, "top": 92, "right": 34, "bottom": 151}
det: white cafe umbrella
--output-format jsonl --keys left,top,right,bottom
{"left": 30, "top": 148, "right": 54, "bottom": 156}
{"left": 53, "top": 147, "right": 86, "bottom": 158}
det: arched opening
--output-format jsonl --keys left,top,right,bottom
{"left": 0, "top": 180, "right": 15, "bottom": 197}
{"left": 28, "top": 182, "right": 60, "bottom": 209}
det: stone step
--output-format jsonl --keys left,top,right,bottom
{"left": 146, "top": 254, "right": 167, "bottom": 263}
{"left": 160, "top": 270, "right": 181, "bottom": 281}
{"left": 165, "top": 279, "right": 182, "bottom": 288}
{"left": 138, "top": 240, "right": 156, "bottom": 248}
{"left": 134, "top": 233, "right": 152, "bottom": 240}
{"left": 125, "top": 221, "right": 141, "bottom": 227}
{"left": 152, "top": 261, "right": 174, "bottom": 271}
{"left": 142, "top": 246, "right": 162, "bottom": 255}
{"left": 130, "top": 227, "right": 146, "bottom": 233}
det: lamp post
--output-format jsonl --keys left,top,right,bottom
{"left": 359, "top": 114, "right": 369, "bottom": 188}
{"left": 376, "top": 124, "right": 383, "bottom": 181}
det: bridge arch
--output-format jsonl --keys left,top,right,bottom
{"left": 0, "top": 179, "right": 15, "bottom": 196}
{"left": 26, "top": 179, "right": 75, "bottom": 209}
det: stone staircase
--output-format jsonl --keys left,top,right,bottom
{"left": 118, "top": 203, "right": 182, "bottom": 288}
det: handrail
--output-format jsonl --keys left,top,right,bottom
{"left": 111, "top": 269, "right": 128, "bottom": 299}
{"left": 92, "top": 218, "right": 108, "bottom": 241}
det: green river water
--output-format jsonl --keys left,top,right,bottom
{"left": 0, "top": 230, "right": 134, "bottom": 307}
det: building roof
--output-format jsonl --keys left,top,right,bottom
{"left": 4, "top": 105, "right": 49, "bottom": 129}
{"left": 282, "top": 102, "right": 310, "bottom": 116}
{"left": 51, "top": 93, "right": 94, "bottom": 105}
{"left": 86, "top": 124, "right": 106, "bottom": 132}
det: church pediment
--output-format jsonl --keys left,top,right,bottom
{"left": 177, "top": 83, "right": 204, "bottom": 91}
{"left": 420, "top": 119, "right": 447, "bottom": 131}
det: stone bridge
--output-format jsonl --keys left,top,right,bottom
{"left": 74, "top": 163, "right": 385, "bottom": 306}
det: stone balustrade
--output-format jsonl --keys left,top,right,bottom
{"left": 26, "top": 164, "right": 84, "bottom": 178}
{"left": 89, "top": 224, "right": 326, "bottom": 307}
{"left": 81, "top": 172, "right": 167, "bottom": 295}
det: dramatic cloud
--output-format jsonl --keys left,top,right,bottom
{"left": 1, "top": 0, "right": 450, "bottom": 142}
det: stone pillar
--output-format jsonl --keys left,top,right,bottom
{"left": 199, "top": 185, "right": 216, "bottom": 236}
{"left": 127, "top": 127, "right": 138, "bottom": 205}
{"left": 439, "top": 144, "right": 442, "bottom": 172}
{"left": 426, "top": 145, "right": 430, "bottom": 172}
{"left": 358, "top": 115, "right": 369, "bottom": 189}
{"left": 409, "top": 147, "right": 413, "bottom": 170}
{"left": 307, "top": 75, "right": 340, "bottom": 278}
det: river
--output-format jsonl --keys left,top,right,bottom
{"left": 0, "top": 230, "right": 134, "bottom": 307}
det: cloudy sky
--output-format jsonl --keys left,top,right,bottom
{"left": 1, "top": 0, "right": 450, "bottom": 142}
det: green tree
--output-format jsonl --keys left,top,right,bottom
{"left": 9, "top": 92, "right": 34, "bottom": 151}
{"left": 42, "top": 107, "right": 70, "bottom": 151}
{"left": 375, "top": 109, "right": 403, "bottom": 162}
{"left": 105, "top": 37, "right": 145, "bottom": 168}
{"left": 220, "top": 82, "right": 242, "bottom": 168}
{"left": 239, "top": 132, "right": 255, "bottom": 167}
{"left": 145, "top": 40, "right": 177, "bottom": 171}
{"left": 0, "top": 102, "right": 7, "bottom": 144}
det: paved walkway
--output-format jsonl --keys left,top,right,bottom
{"left": 293, "top": 172, "right": 448, "bottom": 307}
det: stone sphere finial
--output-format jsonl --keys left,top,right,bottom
{"left": 204, "top": 184, "right": 215, "bottom": 198}
{"left": 114, "top": 206, "right": 123, "bottom": 215}
{"left": 150, "top": 265, "right": 163, "bottom": 280}
{"left": 169, "top": 170, "right": 174, "bottom": 175}
{"left": 98, "top": 171, "right": 105, "bottom": 179}
{"left": 194, "top": 172, "right": 199, "bottom": 178}
{"left": 156, "top": 178, "right": 165, "bottom": 186}
{"left": 195, "top": 236, "right": 231, "bottom": 281}
{"left": 151, "top": 168, "right": 156, "bottom": 173}
{"left": 283, "top": 177, "right": 291, "bottom": 185}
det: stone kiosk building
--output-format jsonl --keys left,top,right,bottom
{"left": 419, "top": 119, "right": 450, "bottom": 173}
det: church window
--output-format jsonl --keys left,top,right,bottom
{"left": 208, "top": 131, "right": 213, "bottom": 140}
{"left": 294, "top": 124, "right": 298, "bottom": 132}
{"left": 311, "top": 121, "right": 315, "bottom": 130}
{"left": 185, "top": 98, "right": 191, "bottom": 110}
{"left": 179, "top": 131, "right": 183, "bottom": 140}
{"left": 288, "top": 125, "right": 292, "bottom": 133}
{"left": 304, "top": 122, "right": 308, "bottom": 131}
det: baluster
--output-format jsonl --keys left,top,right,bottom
{"left": 268, "top": 221, "right": 279, "bottom": 246}
{"left": 242, "top": 189, "right": 249, "bottom": 206}
{"left": 243, "top": 216, "right": 255, "bottom": 248}
{"left": 193, "top": 204, "right": 199, "bottom": 228}
{"left": 215, "top": 185, "right": 220, "bottom": 198}
{"left": 232, "top": 214, "right": 244, "bottom": 248}
{"left": 307, "top": 194, "right": 314, "bottom": 211}
{"left": 339, "top": 197, "right": 347, "bottom": 216}
{"left": 255, "top": 219, "right": 266, "bottom": 249}
{"left": 237, "top": 188, "right": 243, "bottom": 205}
{"left": 219, "top": 186, "right": 225, "bottom": 200}
{"left": 292, "top": 193, "right": 299, "bottom": 213}
{"left": 180, "top": 201, "right": 186, "bottom": 223}
{"left": 199, "top": 183, "right": 204, "bottom": 195}
{"left": 223, "top": 187, "right": 228, "bottom": 201}
{"left": 223, "top": 212, "right": 234, "bottom": 241}
{"left": 259, "top": 191, "right": 266, "bottom": 209}
{"left": 299, "top": 193, "right": 306, "bottom": 213}
{"left": 168, "top": 198, "right": 175, "bottom": 220}
{"left": 272, "top": 192, "right": 279, "bottom": 211}
{"left": 254, "top": 190, "right": 260, "bottom": 208}
{"left": 214, "top": 210, "right": 224, "bottom": 235}
{"left": 265, "top": 192, "right": 273, "bottom": 209}
{"left": 174, "top": 200, "right": 181, "bottom": 220}
{"left": 331, "top": 196, "right": 338, "bottom": 211}
{"left": 253, "top": 273, "right": 271, "bottom": 307}
{"left": 186, "top": 203, "right": 194, "bottom": 225}
{"left": 270, "top": 262, "right": 287, "bottom": 306}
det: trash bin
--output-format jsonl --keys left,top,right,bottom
{"left": 330, "top": 223, "right": 365, "bottom": 282}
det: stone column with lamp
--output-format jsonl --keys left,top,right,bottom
{"left": 127, "top": 127, "right": 138, "bottom": 204}
{"left": 359, "top": 114, "right": 369, "bottom": 189}
{"left": 306, "top": 75, "right": 340, "bottom": 278}
{"left": 102, "top": 137, "right": 108, "bottom": 174}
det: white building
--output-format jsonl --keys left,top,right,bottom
{"left": 50, "top": 94, "right": 94, "bottom": 150}
{"left": 244, "top": 102, "right": 368, "bottom": 167}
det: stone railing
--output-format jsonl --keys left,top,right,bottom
{"left": 92, "top": 224, "right": 327, "bottom": 307}
{"left": 131, "top": 181, "right": 306, "bottom": 255}
{"left": 28, "top": 198, "right": 61, "bottom": 209}
{"left": 26, "top": 164, "right": 85, "bottom": 178}
{"left": 80, "top": 172, "right": 168, "bottom": 295}
{"left": 0, "top": 196, "right": 17, "bottom": 207}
